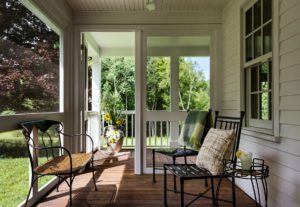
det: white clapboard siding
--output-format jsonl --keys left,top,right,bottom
{"left": 280, "top": 124, "right": 300, "bottom": 140}
{"left": 280, "top": 111, "right": 300, "bottom": 125}
{"left": 280, "top": 95, "right": 300, "bottom": 110}
{"left": 221, "top": 0, "right": 240, "bottom": 116}
{"left": 280, "top": 3, "right": 300, "bottom": 27}
{"left": 280, "top": 34, "right": 300, "bottom": 56}
{"left": 242, "top": 134, "right": 300, "bottom": 157}
{"left": 280, "top": 80, "right": 300, "bottom": 96}
{"left": 279, "top": 18, "right": 300, "bottom": 42}
{"left": 221, "top": 100, "right": 238, "bottom": 110}
{"left": 280, "top": 49, "right": 300, "bottom": 69}
{"left": 280, "top": 65, "right": 300, "bottom": 82}
{"left": 222, "top": 91, "right": 238, "bottom": 102}
{"left": 221, "top": 0, "right": 300, "bottom": 206}
{"left": 280, "top": 0, "right": 300, "bottom": 15}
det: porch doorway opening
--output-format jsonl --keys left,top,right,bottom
{"left": 144, "top": 35, "right": 211, "bottom": 170}
{"left": 83, "top": 32, "right": 136, "bottom": 153}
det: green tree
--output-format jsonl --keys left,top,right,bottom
{"left": 101, "top": 57, "right": 135, "bottom": 111}
{"left": 0, "top": 0, "right": 60, "bottom": 113}
{"left": 100, "top": 56, "right": 209, "bottom": 112}
{"left": 146, "top": 57, "right": 170, "bottom": 110}
{"left": 179, "top": 57, "right": 209, "bottom": 111}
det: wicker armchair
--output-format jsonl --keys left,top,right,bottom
{"left": 21, "top": 120, "right": 97, "bottom": 207}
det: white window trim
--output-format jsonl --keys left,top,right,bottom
{"left": 0, "top": 1, "right": 64, "bottom": 132}
{"left": 0, "top": 2, "right": 66, "bottom": 206}
{"left": 241, "top": 0, "right": 280, "bottom": 142}
{"left": 245, "top": 61, "right": 272, "bottom": 130}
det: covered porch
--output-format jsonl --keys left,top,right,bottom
{"left": 37, "top": 150, "right": 256, "bottom": 207}
{"left": 0, "top": 0, "right": 299, "bottom": 207}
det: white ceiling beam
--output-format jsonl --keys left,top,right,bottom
{"left": 73, "top": 11, "right": 222, "bottom": 25}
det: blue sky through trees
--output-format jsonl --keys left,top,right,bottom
{"left": 186, "top": 57, "right": 210, "bottom": 80}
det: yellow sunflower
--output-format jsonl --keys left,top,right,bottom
{"left": 104, "top": 113, "right": 112, "bottom": 121}
{"left": 109, "top": 138, "right": 116, "bottom": 143}
{"left": 116, "top": 120, "right": 121, "bottom": 126}
{"left": 121, "top": 119, "right": 126, "bottom": 125}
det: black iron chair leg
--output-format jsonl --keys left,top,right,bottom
{"left": 210, "top": 177, "right": 216, "bottom": 207}
{"left": 232, "top": 176, "right": 236, "bottom": 207}
{"left": 164, "top": 165, "right": 168, "bottom": 207}
{"left": 153, "top": 149, "right": 156, "bottom": 183}
{"left": 91, "top": 158, "right": 98, "bottom": 191}
{"left": 69, "top": 176, "right": 73, "bottom": 207}
{"left": 173, "top": 156, "right": 177, "bottom": 192}
{"left": 263, "top": 177, "right": 268, "bottom": 207}
{"left": 57, "top": 177, "right": 60, "bottom": 192}
{"left": 180, "top": 179, "right": 184, "bottom": 207}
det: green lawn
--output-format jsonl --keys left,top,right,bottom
{"left": 0, "top": 157, "right": 29, "bottom": 207}
{"left": 0, "top": 131, "right": 55, "bottom": 207}
{"left": 1, "top": 131, "right": 170, "bottom": 206}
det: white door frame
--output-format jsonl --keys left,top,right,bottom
{"left": 72, "top": 25, "right": 222, "bottom": 174}
{"left": 141, "top": 29, "right": 221, "bottom": 174}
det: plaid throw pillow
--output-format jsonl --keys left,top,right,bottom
{"left": 195, "top": 128, "right": 235, "bottom": 175}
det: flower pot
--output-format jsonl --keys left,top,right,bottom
{"left": 104, "top": 125, "right": 124, "bottom": 154}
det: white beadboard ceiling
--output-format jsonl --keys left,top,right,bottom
{"left": 65, "top": 0, "right": 230, "bottom": 12}
{"left": 89, "top": 32, "right": 209, "bottom": 49}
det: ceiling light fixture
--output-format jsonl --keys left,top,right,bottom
{"left": 145, "top": 0, "right": 156, "bottom": 11}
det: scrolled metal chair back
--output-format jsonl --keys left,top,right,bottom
{"left": 213, "top": 111, "right": 245, "bottom": 165}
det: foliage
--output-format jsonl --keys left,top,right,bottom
{"left": 179, "top": 57, "right": 210, "bottom": 111}
{"left": 101, "top": 57, "right": 135, "bottom": 111}
{"left": 0, "top": 157, "right": 53, "bottom": 207}
{"left": 146, "top": 57, "right": 170, "bottom": 110}
{"left": 0, "top": 0, "right": 60, "bottom": 114}
{"left": 104, "top": 126, "right": 123, "bottom": 144}
{"left": 0, "top": 131, "right": 56, "bottom": 206}
{"left": 100, "top": 56, "right": 209, "bottom": 112}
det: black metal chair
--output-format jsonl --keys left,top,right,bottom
{"left": 152, "top": 110, "right": 212, "bottom": 191}
{"left": 164, "top": 111, "right": 245, "bottom": 207}
{"left": 21, "top": 120, "right": 98, "bottom": 207}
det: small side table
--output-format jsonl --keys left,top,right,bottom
{"left": 218, "top": 158, "right": 269, "bottom": 207}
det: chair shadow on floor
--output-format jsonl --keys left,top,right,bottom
{"left": 39, "top": 150, "right": 133, "bottom": 207}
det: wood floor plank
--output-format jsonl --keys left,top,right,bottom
{"left": 37, "top": 150, "right": 257, "bottom": 207}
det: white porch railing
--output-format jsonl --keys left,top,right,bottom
{"left": 146, "top": 121, "right": 171, "bottom": 148}
{"left": 96, "top": 111, "right": 171, "bottom": 149}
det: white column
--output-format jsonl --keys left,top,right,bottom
{"left": 91, "top": 56, "right": 101, "bottom": 112}
{"left": 89, "top": 56, "right": 101, "bottom": 151}
{"left": 135, "top": 30, "right": 143, "bottom": 174}
{"left": 170, "top": 55, "right": 180, "bottom": 147}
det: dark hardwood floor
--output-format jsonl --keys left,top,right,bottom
{"left": 37, "top": 150, "right": 256, "bottom": 207}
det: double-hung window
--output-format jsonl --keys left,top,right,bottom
{"left": 243, "top": 0, "right": 273, "bottom": 130}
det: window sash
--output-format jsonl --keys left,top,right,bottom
{"left": 244, "top": 0, "right": 273, "bottom": 65}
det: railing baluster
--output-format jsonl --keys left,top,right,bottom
{"left": 127, "top": 114, "right": 133, "bottom": 147}
{"left": 97, "top": 111, "right": 185, "bottom": 149}
{"left": 125, "top": 114, "right": 128, "bottom": 146}
{"left": 160, "top": 121, "right": 163, "bottom": 147}
{"left": 154, "top": 121, "right": 157, "bottom": 147}
{"left": 167, "top": 121, "right": 169, "bottom": 141}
